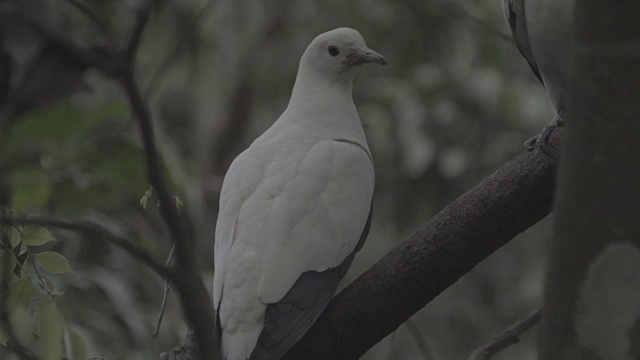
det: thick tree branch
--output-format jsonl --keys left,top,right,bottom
{"left": 0, "top": 213, "right": 171, "bottom": 279}
{"left": 284, "top": 131, "right": 561, "bottom": 359}
{"left": 468, "top": 309, "right": 542, "bottom": 360}
{"left": 118, "top": 7, "right": 217, "bottom": 359}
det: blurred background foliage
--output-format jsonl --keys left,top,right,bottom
{"left": 0, "top": 0, "right": 554, "bottom": 358}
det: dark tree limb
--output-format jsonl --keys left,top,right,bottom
{"left": 117, "top": 4, "right": 219, "bottom": 356}
{"left": 468, "top": 309, "right": 542, "bottom": 360}
{"left": 283, "top": 131, "right": 561, "bottom": 360}
{"left": 119, "top": 19, "right": 218, "bottom": 360}
{"left": 119, "top": 66, "right": 189, "bottom": 264}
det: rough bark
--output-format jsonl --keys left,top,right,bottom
{"left": 538, "top": 1, "right": 640, "bottom": 359}
{"left": 283, "top": 132, "right": 561, "bottom": 360}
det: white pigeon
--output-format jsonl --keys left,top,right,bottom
{"left": 503, "top": 0, "right": 575, "bottom": 155}
{"left": 213, "top": 27, "right": 386, "bottom": 360}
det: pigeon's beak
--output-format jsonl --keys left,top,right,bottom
{"left": 343, "top": 48, "right": 387, "bottom": 66}
{"left": 358, "top": 48, "right": 387, "bottom": 65}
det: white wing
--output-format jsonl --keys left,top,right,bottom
{"left": 213, "top": 148, "right": 264, "bottom": 311}
{"left": 213, "top": 134, "right": 374, "bottom": 359}
{"left": 256, "top": 138, "right": 374, "bottom": 303}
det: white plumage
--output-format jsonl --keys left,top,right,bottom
{"left": 503, "top": 0, "right": 575, "bottom": 152}
{"left": 213, "top": 28, "right": 385, "bottom": 360}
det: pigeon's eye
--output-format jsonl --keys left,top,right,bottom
{"left": 328, "top": 46, "right": 339, "bottom": 57}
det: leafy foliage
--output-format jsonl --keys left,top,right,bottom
{"left": 0, "top": 220, "right": 76, "bottom": 358}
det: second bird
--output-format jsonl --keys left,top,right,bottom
{"left": 503, "top": 0, "right": 575, "bottom": 155}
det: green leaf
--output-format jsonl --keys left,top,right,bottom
{"left": 0, "top": 250, "right": 18, "bottom": 278}
{"left": 34, "top": 252, "right": 73, "bottom": 274}
{"left": 18, "top": 241, "right": 28, "bottom": 255}
{"left": 67, "top": 327, "right": 88, "bottom": 360}
{"left": 3, "top": 224, "right": 23, "bottom": 248}
{"left": 21, "top": 225, "right": 55, "bottom": 246}
{"left": 7, "top": 276, "right": 33, "bottom": 309}
{"left": 36, "top": 299, "right": 63, "bottom": 360}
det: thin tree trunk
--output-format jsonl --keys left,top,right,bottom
{"left": 539, "top": 1, "right": 640, "bottom": 358}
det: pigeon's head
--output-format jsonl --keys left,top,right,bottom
{"left": 300, "top": 27, "right": 386, "bottom": 79}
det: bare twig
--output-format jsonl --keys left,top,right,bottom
{"left": 29, "top": 250, "right": 53, "bottom": 297}
{"left": 0, "top": 214, "right": 171, "bottom": 280}
{"left": 468, "top": 309, "right": 542, "bottom": 360}
{"left": 153, "top": 241, "right": 176, "bottom": 352}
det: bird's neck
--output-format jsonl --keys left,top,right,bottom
{"left": 290, "top": 65, "right": 355, "bottom": 104}
{"left": 265, "top": 66, "right": 370, "bottom": 155}
{"left": 286, "top": 67, "right": 361, "bottom": 128}
{"left": 273, "top": 64, "right": 369, "bottom": 151}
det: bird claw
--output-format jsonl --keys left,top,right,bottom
{"left": 524, "top": 114, "right": 564, "bottom": 157}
